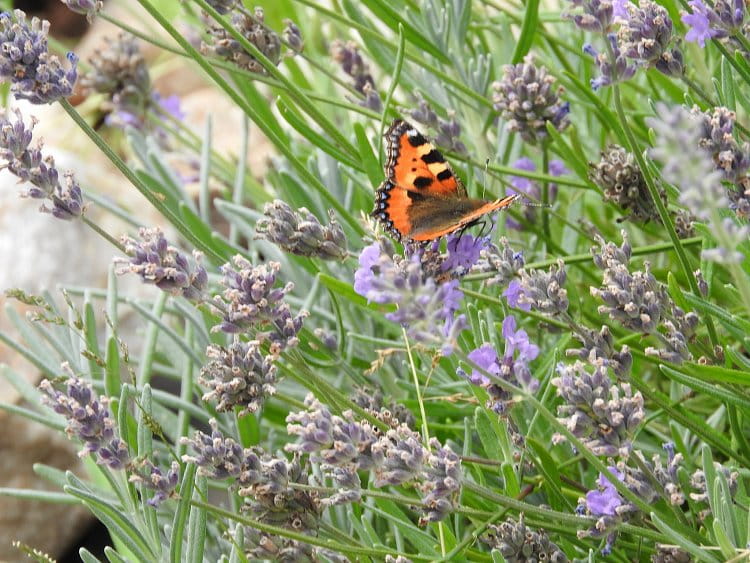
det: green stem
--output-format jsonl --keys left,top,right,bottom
{"left": 82, "top": 215, "right": 124, "bottom": 252}
{"left": 611, "top": 85, "right": 719, "bottom": 350}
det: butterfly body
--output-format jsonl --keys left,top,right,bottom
{"left": 372, "top": 119, "right": 518, "bottom": 242}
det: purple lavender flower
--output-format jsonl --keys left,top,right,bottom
{"left": 618, "top": 0, "right": 684, "bottom": 77}
{"left": 506, "top": 157, "right": 567, "bottom": 229}
{"left": 0, "top": 10, "right": 78, "bottom": 104}
{"left": 154, "top": 93, "right": 186, "bottom": 121}
{"left": 503, "top": 279, "right": 530, "bottom": 311}
{"left": 331, "top": 39, "right": 381, "bottom": 111}
{"left": 441, "top": 234, "right": 489, "bottom": 276}
{"left": 682, "top": 0, "right": 722, "bottom": 46}
{"left": 586, "top": 468, "right": 624, "bottom": 516}
{"left": 612, "top": 0, "right": 630, "bottom": 20}
{"left": 354, "top": 240, "right": 467, "bottom": 355}
{"left": 39, "top": 367, "right": 130, "bottom": 469}
{"left": 180, "top": 418, "right": 254, "bottom": 482}
{"left": 117, "top": 228, "right": 208, "bottom": 301}
{"left": 0, "top": 109, "right": 85, "bottom": 220}
{"left": 517, "top": 260, "right": 569, "bottom": 315}
{"left": 463, "top": 316, "right": 540, "bottom": 413}
{"left": 205, "top": 0, "right": 237, "bottom": 14}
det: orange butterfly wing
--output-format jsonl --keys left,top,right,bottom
{"left": 372, "top": 119, "right": 517, "bottom": 241}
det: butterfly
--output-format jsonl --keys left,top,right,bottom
{"left": 371, "top": 119, "right": 519, "bottom": 242}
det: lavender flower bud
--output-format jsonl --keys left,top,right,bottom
{"left": 117, "top": 228, "right": 208, "bottom": 301}
{"left": 690, "top": 106, "right": 750, "bottom": 183}
{"left": 244, "top": 533, "right": 314, "bottom": 563}
{"left": 567, "top": 325, "right": 632, "bottom": 378}
{"left": 492, "top": 55, "right": 570, "bottom": 145}
{"left": 205, "top": 0, "right": 237, "bottom": 14}
{"left": 202, "top": 8, "right": 281, "bottom": 74}
{"left": 689, "top": 463, "right": 738, "bottom": 503}
{"left": 419, "top": 439, "right": 461, "bottom": 525}
{"left": 584, "top": 34, "right": 637, "bottom": 90}
{"left": 552, "top": 360, "right": 644, "bottom": 457}
{"left": 330, "top": 39, "right": 376, "bottom": 96}
{"left": 60, "top": 0, "right": 103, "bottom": 21}
{"left": 282, "top": 19, "right": 304, "bottom": 53}
{"left": 286, "top": 395, "right": 379, "bottom": 471}
{"left": 255, "top": 200, "right": 348, "bottom": 260}
{"left": 180, "top": 419, "right": 253, "bottom": 481}
{"left": 590, "top": 144, "right": 665, "bottom": 223}
{"left": 0, "top": 10, "right": 78, "bottom": 104}
{"left": 564, "top": 0, "right": 614, "bottom": 32}
{"left": 517, "top": 260, "right": 569, "bottom": 315}
{"left": 200, "top": 340, "right": 277, "bottom": 416}
{"left": 483, "top": 514, "right": 568, "bottom": 563}
{"left": 129, "top": 460, "right": 179, "bottom": 507}
{"left": 39, "top": 366, "right": 130, "bottom": 469}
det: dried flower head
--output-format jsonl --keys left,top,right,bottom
{"left": 552, "top": 360, "right": 645, "bottom": 457}
{"left": 282, "top": 19, "right": 304, "bottom": 53}
{"left": 200, "top": 340, "right": 277, "bottom": 416}
{"left": 492, "top": 55, "right": 570, "bottom": 145}
{"left": 590, "top": 144, "right": 664, "bottom": 223}
{"left": 0, "top": 10, "right": 78, "bottom": 104}
{"left": 255, "top": 200, "right": 348, "bottom": 260}
{"left": 566, "top": 325, "right": 632, "bottom": 378}
{"left": 652, "top": 545, "right": 693, "bottom": 563}
{"left": 0, "top": 109, "right": 85, "bottom": 219}
{"left": 117, "top": 227, "right": 208, "bottom": 301}
{"left": 205, "top": 0, "right": 238, "bottom": 14}
{"left": 202, "top": 8, "right": 282, "bottom": 73}
{"left": 39, "top": 365, "right": 130, "bottom": 469}
{"left": 483, "top": 514, "right": 568, "bottom": 563}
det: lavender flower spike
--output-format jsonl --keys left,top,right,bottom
{"left": 552, "top": 360, "right": 644, "bottom": 457}
{"left": 39, "top": 365, "right": 130, "bottom": 469}
{"left": 0, "top": 10, "right": 78, "bottom": 104}
{"left": 354, "top": 240, "right": 467, "bottom": 355}
{"left": 255, "top": 200, "right": 348, "bottom": 260}
{"left": 0, "top": 109, "right": 85, "bottom": 220}
{"left": 117, "top": 227, "right": 208, "bottom": 301}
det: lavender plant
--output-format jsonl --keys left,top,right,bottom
{"left": 0, "top": 0, "right": 749, "bottom": 561}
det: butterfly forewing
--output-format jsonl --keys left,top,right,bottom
{"left": 372, "top": 119, "right": 517, "bottom": 242}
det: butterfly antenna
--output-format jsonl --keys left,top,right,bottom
{"left": 518, "top": 197, "right": 552, "bottom": 209}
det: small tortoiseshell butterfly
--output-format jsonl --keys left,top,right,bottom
{"left": 372, "top": 119, "right": 519, "bottom": 242}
